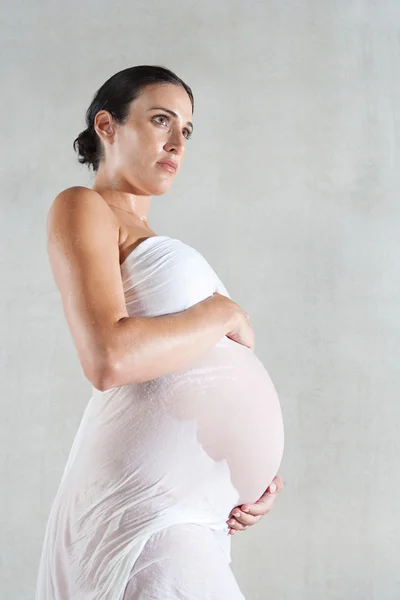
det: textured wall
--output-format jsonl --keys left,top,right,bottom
{"left": 1, "top": 1, "right": 399, "bottom": 598}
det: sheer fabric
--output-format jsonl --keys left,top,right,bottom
{"left": 35, "top": 236, "right": 284, "bottom": 599}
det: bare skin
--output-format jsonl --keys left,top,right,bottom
{"left": 47, "top": 82, "right": 282, "bottom": 535}
{"left": 227, "top": 474, "right": 284, "bottom": 535}
{"left": 91, "top": 82, "right": 191, "bottom": 259}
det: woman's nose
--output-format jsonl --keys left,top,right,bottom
{"left": 165, "top": 131, "right": 185, "bottom": 154}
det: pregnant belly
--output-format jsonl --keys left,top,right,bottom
{"left": 81, "top": 336, "right": 284, "bottom": 512}
{"left": 139, "top": 336, "right": 285, "bottom": 505}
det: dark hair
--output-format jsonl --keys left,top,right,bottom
{"left": 73, "top": 65, "right": 194, "bottom": 172}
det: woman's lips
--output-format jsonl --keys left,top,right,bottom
{"left": 156, "top": 161, "right": 177, "bottom": 173}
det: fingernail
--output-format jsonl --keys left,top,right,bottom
{"left": 233, "top": 511, "right": 240, "bottom": 518}
{"left": 269, "top": 483, "right": 277, "bottom": 493}
{"left": 243, "top": 508, "right": 250, "bottom": 513}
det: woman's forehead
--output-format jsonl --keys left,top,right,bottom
{"left": 132, "top": 84, "right": 193, "bottom": 117}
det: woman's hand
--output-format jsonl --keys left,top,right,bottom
{"left": 226, "top": 474, "right": 284, "bottom": 535}
{"left": 210, "top": 292, "right": 255, "bottom": 350}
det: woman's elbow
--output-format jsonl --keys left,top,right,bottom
{"left": 82, "top": 351, "right": 117, "bottom": 392}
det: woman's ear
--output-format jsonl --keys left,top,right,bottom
{"left": 94, "top": 110, "right": 115, "bottom": 143}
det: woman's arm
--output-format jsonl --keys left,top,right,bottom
{"left": 47, "top": 186, "right": 238, "bottom": 391}
{"left": 110, "top": 293, "right": 233, "bottom": 388}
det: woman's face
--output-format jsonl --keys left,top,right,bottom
{"left": 96, "top": 83, "right": 193, "bottom": 196}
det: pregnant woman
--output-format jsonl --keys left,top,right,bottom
{"left": 35, "top": 65, "right": 285, "bottom": 599}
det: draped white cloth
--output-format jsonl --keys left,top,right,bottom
{"left": 35, "top": 236, "right": 284, "bottom": 599}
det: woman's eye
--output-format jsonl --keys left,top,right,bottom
{"left": 154, "top": 115, "right": 169, "bottom": 126}
{"left": 154, "top": 116, "right": 192, "bottom": 140}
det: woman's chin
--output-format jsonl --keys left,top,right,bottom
{"left": 150, "top": 180, "right": 175, "bottom": 196}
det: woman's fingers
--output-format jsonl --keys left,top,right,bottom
{"left": 240, "top": 474, "right": 284, "bottom": 516}
{"left": 227, "top": 474, "right": 285, "bottom": 533}
{"left": 228, "top": 522, "right": 248, "bottom": 534}
{"left": 227, "top": 510, "right": 261, "bottom": 527}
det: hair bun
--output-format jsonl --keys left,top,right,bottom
{"left": 73, "top": 128, "right": 98, "bottom": 169}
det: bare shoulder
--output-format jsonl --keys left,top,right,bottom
{"left": 48, "top": 185, "right": 117, "bottom": 222}
{"left": 45, "top": 186, "right": 128, "bottom": 389}
{"left": 47, "top": 186, "right": 120, "bottom": 247}
{"left": 46, "top": 185, "right": 122, "bottom": 284}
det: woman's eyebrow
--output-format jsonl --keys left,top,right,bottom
{"left": 148, "top": 107, "right": 194, "bottom": 131}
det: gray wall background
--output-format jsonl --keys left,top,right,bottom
{"left": 1, "top": 1, "right": 399, "bottom": 598}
